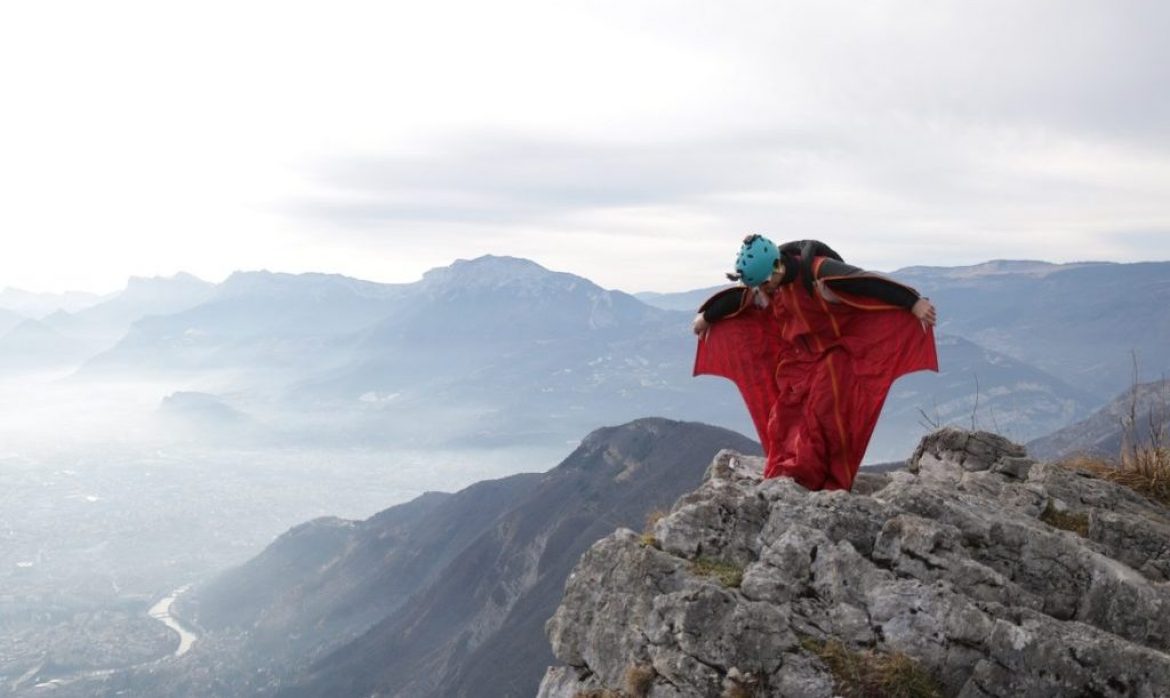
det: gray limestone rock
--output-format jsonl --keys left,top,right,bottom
{"left": 538, "top": 428, "right": 1170, "bottom": 697}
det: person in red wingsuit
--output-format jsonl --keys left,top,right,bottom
{"left": 692, "top": 235, "right": 938, "bottom": 491}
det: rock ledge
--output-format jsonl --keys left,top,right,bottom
{"left": 538, "top": 428, "right": 1170, "bottom": 697}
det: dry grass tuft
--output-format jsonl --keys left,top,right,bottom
{"left": 691, "top": 558, "right": 744, "bottom": 588}
{"left": 640, "top": 510, "right": 668, "bottom": 548}
{"left": 624, "top": 664, "right": 655, "bottom": 697}
{"left": 1057, "top": 449, "right": 1170, "bottom": 507}
{"left": 802, "top": 638, "right": 943, "bottom": 698}
{"left": 1063, "top": 364, "right": 1170, "bottom": 506}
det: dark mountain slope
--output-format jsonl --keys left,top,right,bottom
{"left": 277, "top": 418, "right": 761, "bottom": 698}
{"left": 182, "top": 474, "right": 543, "bottom": 661}
{"left": 1027, "top": 378, "right": 1170, "bottom": 461}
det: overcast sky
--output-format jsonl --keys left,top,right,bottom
{"left": 2, "top": 0, "right": 1168, "bottom": 294}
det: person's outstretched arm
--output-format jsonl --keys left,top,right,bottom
{"left": 693, "top": 287, "right": 748, "bottom": 335}
{"left": 817, "top": 259, "right": 937, "bottom": 327}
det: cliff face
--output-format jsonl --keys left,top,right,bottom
{"left": 539, "top": 429, "right": 1170, "bottom": 697}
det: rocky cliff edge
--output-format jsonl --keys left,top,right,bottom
{"left": 538, "top": 428, "right": 1170, "bottom": 697}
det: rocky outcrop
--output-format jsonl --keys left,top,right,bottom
{"left": 539, "top": 428, "right": 1170, "bottom": 697}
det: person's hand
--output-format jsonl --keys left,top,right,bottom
{"left": 692, "top": 313, "right": 710, "bottom": 338}
{"left": 912, "top": 298, "right": 937, "bottom": 328}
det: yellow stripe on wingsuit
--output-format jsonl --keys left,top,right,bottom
{"left": 785, "top": 285, "right": 825, "bottom": 353}
{"left": 825, "top": 351, "right": 852, "bottom": 470}
{"left": 812, "top": 258, "right": 852, "bottom": 482}
{"left": 814, "top": 259, "right": 843, "bottom": 339}
{"left": 783, "top": 260, "right": 851, "bottom": 484}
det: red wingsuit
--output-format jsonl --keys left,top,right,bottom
{"left": 694, "top": 257, "right": 938, "bottom": 491}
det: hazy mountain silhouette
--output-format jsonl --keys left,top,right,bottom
{"left": 48, "top": 273, "right": 215, "bottom": 341}
{"left": 282, "top": 256, "right": 738, "bottom": 447}
{"left": 634, "top": 284, "right": 729, "bottom": 311}
{"left": 82, "top": 271, "right": 404, "bottom": 381}
{"left": 77, "top": 256, "right": 749, "bottom": 451}
{"left": 0, "top": 286, "right": 105, "bottom": 318}
{"left": 0, "top": 307, "right": 26, "bottom": 336}
{"left": 0, "top": 318, "right": 95, "bottom": 371}
{"left": 0, "top": 273, "right": 216, "bottom": 371}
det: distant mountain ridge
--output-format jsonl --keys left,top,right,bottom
{"left": 894, "top": 259, "right": 1113, "bottom": 278}
{"left": 634, "top": 284, "right": 730, "bottom": 312}
{"left": 0, "top": 307, "right": 26, "bottom": 337}
{"left": 0, "top": 273, "right": 215, "bottom": 370}
{"left": 894, "top": 260, "right": 1170, "bottom": 399}
{"left": 4, "top": 255, "right": 1169, "bottom": 459}
{"left": 0, "top": 286, "right": 106, "bottom": 317}
{"left": 78, "top": 255, "right": 752, "bottom": 453}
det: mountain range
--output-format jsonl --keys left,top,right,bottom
{"left": 0, "top": 274, "right": 214, "bottom": 372}
{"left": 895, "top": 260, "right": 1170, "bottom": 400}
{"left": 4, "top": 255, "right": 1167, "bottom": 461}
{"left": 0, "top": 286, "right": 105, "bottom": 318}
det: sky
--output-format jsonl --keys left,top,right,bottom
{"left": 2, "top": 0, "right": 1168, "bottom": 295}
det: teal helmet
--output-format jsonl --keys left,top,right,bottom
{"left": 735, "top": 234, "right": 779, "bottom": 287}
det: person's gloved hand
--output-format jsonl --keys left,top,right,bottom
{"left": 912, "top": 298, "right": 937, "bottom": 327}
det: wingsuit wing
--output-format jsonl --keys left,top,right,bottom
{"left": 692, "top": 288, "right": 782, "bottom": 446}
{"left": 692, "top": 277, "right": 939, "bottom": 458}
{"left": 816, "top": 270, "right": 940, "bottom": 381}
